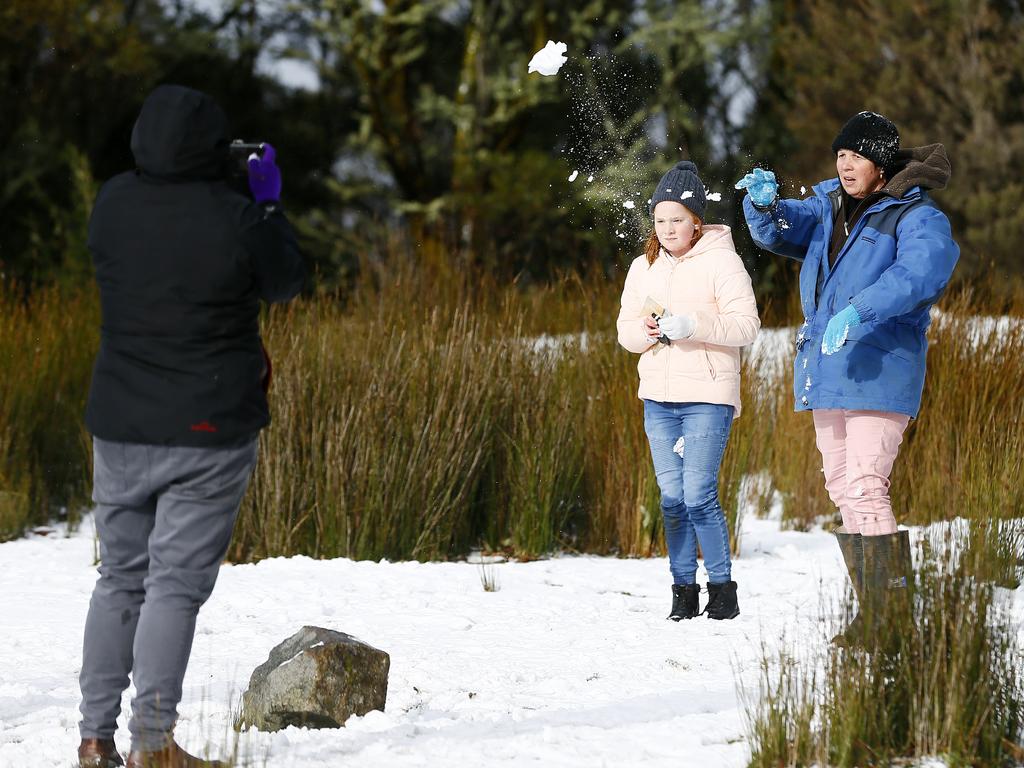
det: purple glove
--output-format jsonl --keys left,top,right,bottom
{"left": 247, "top": 143, "right": 281, "bottom": 203}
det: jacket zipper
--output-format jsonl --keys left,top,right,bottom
{"left": 665, "top": 259, "right": 678, "bottom": 395}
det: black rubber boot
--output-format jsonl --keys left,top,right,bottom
{"left": 862, "top": 529, "right": 912, "bottom": 607}
{"left": 703, "top": 581, "right": 739, "bottom": 620}
{"left": 832, "top": 527, "right": 865, "bottom": 647}
{"left": 667, "top": 583, "right": 700, "bottom": 621}
{"left": 842, "top": 530, "right": 913, "bottom": 650}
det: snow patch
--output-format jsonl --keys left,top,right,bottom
{"left": 672, "top": 436, "right": 685, "bottom": 458}
{"left": 821, "top": 323, "right": 851, "bottom": 355}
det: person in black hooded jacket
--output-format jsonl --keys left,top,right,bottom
{"left": 77, "top": 84, "right": 304, "bottom": 768}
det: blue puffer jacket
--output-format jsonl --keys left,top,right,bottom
{"left": 743, "top": 144, "right": 959, "bottom": 418}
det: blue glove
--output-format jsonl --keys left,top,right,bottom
{"left": 247, "top": 143, "right": 281, "bottom": 203}
{"left": 821, "top": 305, "right": 861, "bottom": 355}
{"left": 735, "top": 167, "right": 778, "bottom": 208}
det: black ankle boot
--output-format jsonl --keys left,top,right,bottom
{"left": 703, "top": 581, "right": 740, "bottom": 620}
{"left": 667, "top": 584, "right": 700, "bottom": 621}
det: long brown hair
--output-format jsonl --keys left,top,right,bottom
{"left": 644, "top": 207, "right": 704, "bottom": 265}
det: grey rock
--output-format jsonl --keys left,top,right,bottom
{"left": 235, "top": 626, "right": 390, "bottom": 732}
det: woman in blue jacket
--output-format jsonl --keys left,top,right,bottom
{"left": 736, "top": 111, "right": 959, "bottom": 644}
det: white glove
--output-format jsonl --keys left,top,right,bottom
{"left": 658, "top": 313, "right": 695, "bottom": 340}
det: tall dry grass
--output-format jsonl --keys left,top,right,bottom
{"left": 2, "top": 255, "right": 1023, "bottom": 560}
{"left": 897, "top": 295, "right": 1024, "bottom": 523}
{"left": 745, "top": 522, "right": 1024, "bottom": 767}
{"left": 231, "top": 262, "right": 655, "bottom": 562}
{"left": 0, "top": 283, "right": 97, "bottom": 539}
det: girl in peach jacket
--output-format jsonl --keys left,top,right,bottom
{"left": 617, "top": 161, "right": 760, "bottom": 621}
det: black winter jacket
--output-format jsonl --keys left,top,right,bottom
{"left": 85, "top": 85, "right": 305, "bottom": 446}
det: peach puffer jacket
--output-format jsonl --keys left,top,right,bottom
{"left": 616, "top": 225, "right": 760, "bottom": 417}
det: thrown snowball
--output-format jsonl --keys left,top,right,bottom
{"left": 568, "top": 170, "right": 579, "bottom": 182}
{"left": 528, "top": 41, "right": 568, "bottom": 76}
{"left": 622, "top": 200, "right": 636, "bottom": 209}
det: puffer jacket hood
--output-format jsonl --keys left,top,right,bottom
{"left": 884, "top": 143, "right": 951, "bottom": 198}
{"left": 130, "top": 84, "right": 229, "bottom": 180}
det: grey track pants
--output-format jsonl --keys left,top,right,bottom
{"left": 79, "top": 437, "right": 258, "bottom": 750}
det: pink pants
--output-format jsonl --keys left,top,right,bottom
{"left": 812, "top": 409, "right": 910, "bottom": 536}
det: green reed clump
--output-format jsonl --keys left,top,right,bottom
{"left": 962, "top": 517, "right": 1024, "bottom": 589}
{"left": 577, "top": 327, "right": 663, "bottom": 556}
{"left": 495, "top": 345, "right": 586, "bottom": 557}
{"left": 743, "top": 649, "right": 820, "bottom": 767}
{"left": 232, "top": 300, "right": 505, "bottom": 562}
{"left": 746, "top": 524, "right": 1024, "bottom": 767}
{"left": 0, "top": 283, "right": 97, "bottom": 539}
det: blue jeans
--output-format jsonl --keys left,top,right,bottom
{"left": 643, "top": 400, "right": 734, "bottom": 585}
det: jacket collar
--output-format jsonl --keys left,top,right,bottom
{"left": 654, "top": 224, "right": 735, "bottom": 264}
{"left": 816, "top": 178, "right": 921, "bottom": 216}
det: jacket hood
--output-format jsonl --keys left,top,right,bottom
{"left": 884, "top": 143, "right": 951, "bottom": 198}
{"left": 655, "top": 225, "right": 735, "bottom": 263}
{"left": 687, "top": 224, "right": 735, "bottom": 258}
{"left": 131, "top": 85, "right": 229, "bottom": 180}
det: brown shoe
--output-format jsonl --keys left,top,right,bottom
{"left": 125, "top": 741, "right": 226, "bottom": 768}
{"left": 78, "top": 738, "right": 125, "bottom": 768}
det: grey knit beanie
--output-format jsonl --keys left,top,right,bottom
{"left": 649, "top": 161, "right": 706, "bottom": 220}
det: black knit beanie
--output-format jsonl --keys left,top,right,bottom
{"left": 649, "top": 160, "right": 706, "bottom": 220}
{"left": 831, "top": 111, "right": 900, "bottom": 170}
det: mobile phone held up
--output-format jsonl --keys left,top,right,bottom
{"left": 229, "top": 140, "right": 265, "bottom": 165}
{"left": 227, "top": 140, "right": 266, "bottom": 197}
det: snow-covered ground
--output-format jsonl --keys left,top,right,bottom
{"left": 0, "top": 506, "right": 837, "bottom": 767}
{"left": 2, "top": 508, "right": 1020, "bottom": 768}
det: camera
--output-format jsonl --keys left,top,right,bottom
{"left": 229, "top": 140, "right": 265, "bottom": 167}
{"left": 226, "top": 140, "right": 266, "bottom": 196}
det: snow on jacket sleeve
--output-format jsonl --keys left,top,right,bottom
{"left": 849, "top": 205, "right": 959, "bottom": 324}
{"left": 689, "top": 250, "right": 761, "bottom": 347}
{"left": 742, "top": 194, "right": 823, "bottom": 262}
{"left": 617, "top": 257, "right": 657, "bottom": 354}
